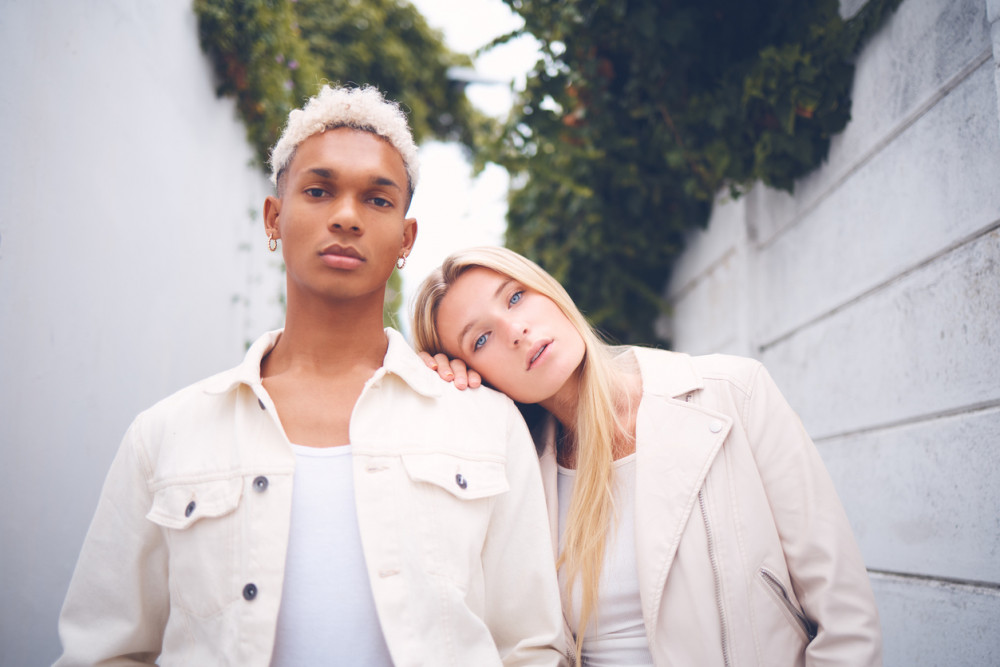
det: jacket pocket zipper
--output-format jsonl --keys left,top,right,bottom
{"left": 759, "top": 567, "right": 817, "bottom": 640}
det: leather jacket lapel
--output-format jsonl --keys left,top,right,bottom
{"left": 629, "top": 347, "right": 733, "bottom": 639}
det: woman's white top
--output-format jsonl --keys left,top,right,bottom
{"left": 557, "top": 453, "right": 654, "bottom": 666}
{"left": 270, "top": 444, "right": 393, "bottom": 666}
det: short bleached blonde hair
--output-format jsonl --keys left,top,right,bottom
{"left": 269, "top": 84, "right": 420, "bottom": 200}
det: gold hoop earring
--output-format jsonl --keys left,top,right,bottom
{"left": 396, "top": 253, "right": 407, "bottom": 269}
{"left": 268, "top": 234, "right": 278, "bottom": 252}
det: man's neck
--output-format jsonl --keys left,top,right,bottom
{"left": 264, "top": 293, "right": 390, "bottom": 378}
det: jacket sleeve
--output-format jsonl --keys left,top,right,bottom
{"left": 743, "top": 363, "right": 882, "bottom": 667}
{"left": 479, "top": 401, "right": 568, "bottom": 667}
{"left": 54, "top": 415, "right": 168, "bottom": 666}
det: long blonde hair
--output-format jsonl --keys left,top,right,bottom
{"left": 411, "top": 246, "right": 633, "bottom": 662}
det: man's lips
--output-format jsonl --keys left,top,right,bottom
{"left": 526, "top": 340, "right": 551, "bottom": 370}
{"left": 319, "top": 243, "right": 364, "bottom": 268}
{"left": 320, "top": 244, "right": 364, "bottom": 260}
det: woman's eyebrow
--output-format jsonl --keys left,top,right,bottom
{"left": 494, "top": 278, "right": 515, "bottom": 299}
{"left": 456, "top": 322, "right": 475, "bottom": 352}
{"left": 455, "top": 278, "right": 515, "bottom": 350}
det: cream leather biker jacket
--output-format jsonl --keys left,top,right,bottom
{"left": 537, "top": 348, "right": 881, "bottom": 666}
{"left": 56, "top": 329, "right": 566, "bottom": 667}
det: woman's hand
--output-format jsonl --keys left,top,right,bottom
{"left": 418, "top": 352, "right": 481, "bottom": 390}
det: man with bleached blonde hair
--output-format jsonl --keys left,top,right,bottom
{"left": 55, "top": 85, "right": 566, "bottom": 667}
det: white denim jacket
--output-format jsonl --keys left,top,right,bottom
{"left": 56, "top": 329, "right": 566, "bottom": 667}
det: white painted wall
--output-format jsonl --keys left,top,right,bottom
{"left": 662, "top": 0, "right": 1000, "bottom": 663}
{"left": 0, "top": 1, "right": 284, "bottom": 662}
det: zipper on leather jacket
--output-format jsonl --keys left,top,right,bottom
{"left": 699, "top": 490, "right": 731, "bottom": 667}
{"left": 759, "top": 567, "right": 818, "bottom": 640}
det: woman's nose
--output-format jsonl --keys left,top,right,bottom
{"left": 508, "top": 321, "right": 528, "bottom": 346}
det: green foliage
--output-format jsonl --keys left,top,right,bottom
{"left": 384, "top": 269, "right": 404, "bottom": 329}
{"left": 195, "top": 0, "right": 482, "bottom": 164}
{"left": 194, "top": 0, "right": 322, "bottom": 167}
{"left": 294, "top": 0, "right": 483, "bottom": 148}
{"left": 485, "top": 0, "right": 902, "bottom": 344}
{"left": 194, "top": 0, "right": 481, "bottom": 326}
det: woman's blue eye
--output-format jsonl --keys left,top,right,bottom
{"left": 474, "top": 333, "right": 489, "bottom": 350}
{"left": 509, "top": 291, "right": 523, "bottom": 306}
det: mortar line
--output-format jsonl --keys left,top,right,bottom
{"left": 812, "top": 399, "right": 1000, "bottom": 443}
{"left": 758, "top": 218, "right": 1000, "bottom": 353}
{"left": 868, "top": 569, "right": 1000, "bottom": 592}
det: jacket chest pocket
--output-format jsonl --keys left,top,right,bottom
{"left": 146, "top": 477, "right": 244, "bottom": 618}
{"left": 399, "top": 453, "right": 509, "bottom": 582}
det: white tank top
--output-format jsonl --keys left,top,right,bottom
{"left": 557, "top": 454, "right": 654, "bottom": 666}
{"left": 270, "top": 444, "right": 393, "bottom": 666}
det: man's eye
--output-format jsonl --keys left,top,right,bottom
{"left": 509, "top": 291, "right": 523, "bottom": 307}
{"left": 371, "top": 197, "right": 392, "bottom": 208}
{"left": 474, "top": 333, "right": 489, "bottom": 351}
{"left": 304, "top": 187, "right": 326, "bottom": 197}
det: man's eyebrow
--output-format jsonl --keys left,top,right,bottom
{"left": 307, "top": 168, "right": 334, "bottom": 179}
{"left": 371, "top": 176, "right": 402, "bottom": 191}
{"left": 456, "top": 278, "right": 515, "bottom": 351}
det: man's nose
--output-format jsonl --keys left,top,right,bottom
{"left": 329, "top": 199, "right": 363, "bottom": 233}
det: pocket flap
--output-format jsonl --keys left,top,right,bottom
{"left": 147, "top": 477, "right": 244, "bottom": 529}
{"left": 401, "top": 453, "right": 509, "bottom": 500}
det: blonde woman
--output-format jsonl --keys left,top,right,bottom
{"left": 412, "top": 246, "right": 882, "bottom": 667}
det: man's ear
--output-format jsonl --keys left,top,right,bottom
{"left": 264, "top": 195, "right": 282, "bottom": 239}
{"left": 402, "top": 217, "right": 418, "bottom": 256}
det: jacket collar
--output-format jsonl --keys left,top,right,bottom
{"left": 627, "top": 346, "right": 703, "bottom": 399}
{"left": 201, "top": 328, "right": 442, "bottom": 398}
{"left": 380, "top": 328, "right": 444, "bottom": 398}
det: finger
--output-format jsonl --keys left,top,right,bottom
{"left": 433, "top": 354, "right": 454, "bottom": 381}
{"left": 417, "top": 350, "right": 438, "bottom": 370}
{"left": 449, "top": 358, "right": 469, "bottom": 390}
{"left": 467, "top": 368, "right": 482, "bottom": 389}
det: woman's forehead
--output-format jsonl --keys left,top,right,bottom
{"left": 448, "top": 267, "right": 507, "bottom": 299}
{"left": 437, "top": 269, "right": 509, "bottom": 346}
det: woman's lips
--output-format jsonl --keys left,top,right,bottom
{"left": 527, "top": 341, "right": 551, "bottom": 370}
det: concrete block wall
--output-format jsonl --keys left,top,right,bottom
{"left": 0, "top": 1, "right": 285, "bottom": 663}
{"left": 661, "top": 0, "right": 1000, "bottom": 663}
